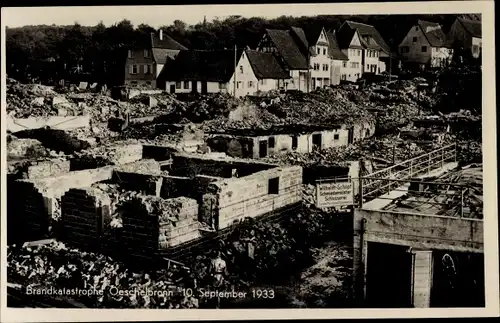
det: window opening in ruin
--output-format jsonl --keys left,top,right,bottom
{"left": 268, "top": 177, "right": 280, "bottom": 195}
{"left": 259, "top": 140, "right": 267, "bottom": 157}
{"left": 184, "top": 81, "right": 190, "bottom": 89}
{"left": 292, "top": 136, "right": 298, "bottom": 149}
{"left": 334, "top": 134, "right": 339, "bottom": 140}
{"left": 268, "top": 137, "right": 275, "bottom": 148}
{"left": 312, "top": 133, "right": 322, "bottom": 150}
{"left": 421, "top": 46, "right": 427, "bottom": 52}
{"left": 176, "top": 82, "right": 182, "bottom": 89}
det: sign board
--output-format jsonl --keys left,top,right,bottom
{"left": 316, "top": 181, "right": 354, "bottom": 208}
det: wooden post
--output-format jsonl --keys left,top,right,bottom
{"left": 358, "top": 176, "right": 364, "bottom": 209}
{"left": 460, "top": 188, "right": 464, "bottom": 218}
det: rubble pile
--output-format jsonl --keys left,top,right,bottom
{"left": 264, "top": 88, "right": 374, "bottom": 126}
{"left": 6, "top": 78, "right": 59, "bottom": 118}
{"left": 7, "top": 241, "right": 198, "bottom": 308}
{"left": 8, "top": 203, "right": 353, "bottom": 308}
{"left": 168, "top": 93, "right": 241, "bottom": 124}
{"left": 7, "top": 137, "right": 51, "bottom": 160}
{"left": 262, "top": 137, "right": 433, "bottom": 168}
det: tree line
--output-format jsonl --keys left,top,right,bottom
{"left": 6, "top": 14, "right": 474, "bottom": 86}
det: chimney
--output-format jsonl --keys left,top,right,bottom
{"left": 159, "top": 29, "right": 163, "bottom": 40}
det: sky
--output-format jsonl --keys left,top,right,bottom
{"left": 1, "top": 2, "right": 479, "bottom": 28}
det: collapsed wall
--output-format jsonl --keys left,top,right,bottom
{"left": 118, "top": 195, "right": 200, "bottom": 259}
{"left": 60, "top": 188, "right": 111, "bottom": 250}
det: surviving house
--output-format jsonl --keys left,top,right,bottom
{"left": 336, "top": 21, "right": 389, "bottom": 82}
{"left": 302, "top": 26, "right": 348, "bottom": 88}
{"left": 256, "top": 26, "right": 347, "bottom": 90}
{"left": 162, "top": 49, "right": 289, "bottom": 97}
{"left": 256, "top": 28, "right": 312, "bottom": 91}
{"left": 448, "top": 17, "right": 482, "bottom": 59}
{"left": 124, "top": 30, "right": 188, "bottom": 88}
{"left": 398, "top": 20, "right": 453, "bottom": 69}
{"left": 326, "top": 31, "right": 349, "bottom": 85}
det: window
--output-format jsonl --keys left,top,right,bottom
{"left": 237, "top": 81, "right": 242, "bottom": 89}
{"left": 401, "top": 46, "right": 410, "bottom": 54}
{"left": 128, "top": 50, "right": 134, "bottom": 58}
{"left": 248, "top": 81, "right": 253, "bottom": 87}
{"left": 175, "top": 81, "right": 181, "bottom": 89}
{"left": 268, "top": 136, "right": 275, "bottom": 148}
{"left": 343, "top": 61, "right": 347, "bottom": 68}
{"left": 323, "top": 64, "right": 329, "bottom": 71}
{"left": 131, "top": 64, "right": 138, "bottom": 74}
{"left": 143, "top": 64, "right": 152, "bottom": 74}
{"left": 421, "top": 46, "right": 427, "bottom": 53}
{"left": 317, "top": 47, "right": 320, "bottom": 55}
{"left": 358, "top": 50, "right": 361, "bottom": 56}
{"left": 239, "top": 66, "right": 243, "bottom": 74}
{"left": 144, "top": 49, "right": 150, "bottom": 58}
{"left": 292, "top": 136, "right": 298, "bottom": 149}
{"left": 219, "top": 83, "right": 227, "bottom": 90}
{"left": 334, "top": 134, "right": 339, "bottom": 140}
{"left": 413, "top": 37, "right": 417, "bottom": 42}
{"left": 268, "top": 177, "right": 280, "bottom": 195}
{"left": 323, "top": 48, "right": 327, "bottom": 55}
{"left": 183, "top": 81, "right": 189, "bottom": 89}
{"left": 472, "top": 45, "right": 480, "bottom": 55}
{"left": 341, "top": 74, "right": 347, "bottom": 80}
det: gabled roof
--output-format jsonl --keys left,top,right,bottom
{"left": 246, "top": 50, "right": 290, "bottom": 79}
{"left": 458, "top": 17, "right": 482, "bottom": 38}
{"left": 150, "top": 32, "right": 187, "bottom": 50}
{"left": 265, "top": 29, "right": 309, "bottom": 70}
{"left": 326, "top": 31, "right": 349, "bottom": 61}
{"left": 303, "top": 26, "right": 328, "bottom": 46}
{"left": 417, "top": 20, "right": 452, "bottom": 48}
{"left": 162, "top": 49, "right": 244, "bottom": 82}
{"left": 152, "top": 48, "right": 181, "bottom": 64}
{"left": 336, "top": 26, "right": 358, "bottom": 50}
{"left": 344, "top": 21, "right": 390, "bottom": 53}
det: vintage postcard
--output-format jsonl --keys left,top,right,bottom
{"left": 1, "top": 1, "right": 498, "bottom": 321}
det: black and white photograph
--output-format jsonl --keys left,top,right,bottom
{"left": 1, "top": 1, "right": 498, "bottom": 321}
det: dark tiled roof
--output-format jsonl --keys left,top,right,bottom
{"left": 290, "top": 27, "right": 309, "bottom": 51}
{"left": 417, "top": 20, "right": 452, "bottom": 48}
{"left": 163, "top": 49, "right": 243, "bottom": 82}
{"left": 326, "top": 31, "right": 348, "bottom": 61}
{"left": 266, "top": 29, "right": 309, "bottom": 70}
{"left": 152, "top": 48, "right": 180, "bottom": 64}
{"left": 344, "top": 21, "right": 390, "bottom": 53}
{"left": 150, "top": 32, "right": 187, "bottom": 50}
{"left": 303, "top": 26, "right": 323, "bottom": 46}
{"left": 246, "top": 50, "right": 290, "bottom": 79}
{"left": 458, "top": 18, "right": 482, "bottom": 38}
{"left": 335, "top": 27, "right": 357, "bottom": 50}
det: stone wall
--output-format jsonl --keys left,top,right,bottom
{"left": 119, "top": 196, "right": 200, "bottom": 258}
{"left": 354, "top": 208, "right": 484, "bottom": 253}
{"left": 112, "top": 171, "right": 163, "bottom": 196}
{"left": 60, "top": 188, "right": 111, "bottom": 250}
{"left": 171, "top": 154, "right": 276, "bottom": 178}
{"left": 205, "top": 166, "right": 303, "bottom": 230}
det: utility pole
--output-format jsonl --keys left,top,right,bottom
{"left": 233, "top": 44, "right": 237, "bottom": 97}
